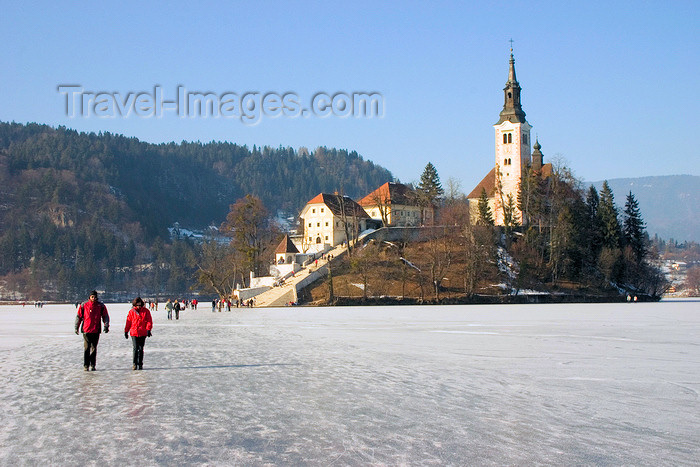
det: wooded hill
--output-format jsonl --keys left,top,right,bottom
{"left": 0, "top": 122, "right": 393, "bottom": 299}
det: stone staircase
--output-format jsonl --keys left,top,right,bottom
{"left": 253, "top": 243, "right": 348, "bottom": 307}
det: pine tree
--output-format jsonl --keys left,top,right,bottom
{"left": 622, "top": 191, "right": 647, "bottom": 263}
{"left": 477, "top": 188, "right": 494, "bottom": 226}
{"left": 585, "top": 185, "right": 603, "bottom": 260}
{"left": 416, "top": 162, "right": 444, "bottom": 207}
{"left": 503, "top": 193, "right": 519, "bottom": 231}
{"left": 598, "top": 181, "right": 621, "bottom": 250}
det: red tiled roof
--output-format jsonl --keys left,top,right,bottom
{"left": 307, "top": 193, "right": 325, "bottom": 204}
{"left": 304, "top": 193, "right": 370, "bottom": 218}
{"left": 275, "top": 235, "right": 299, "bottom": 254}
{"left": 467, "top": 167, "right": 496, "bottom": 199}
{"left": 358, "top": 182, "right": 416, "bottom": 207}
{"left": 466, "top": 164, "right": 554, "bottom": 199}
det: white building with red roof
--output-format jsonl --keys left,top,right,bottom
{"left": 298, "top": 193, "right": 370, "bottom": 253}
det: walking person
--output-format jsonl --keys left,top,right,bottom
{"left": 124, "top": 297, "right": 153, "bottom": 370}
{"left": 165, "top": 299, "right": 173, "bottom": 320}
{"left": 74, "top": 290, "right": 110, "bottom": 371}
{"left": 174, "top": 299, "right": 181, "bottom": 320}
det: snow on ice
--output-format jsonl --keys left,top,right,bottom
{"left": 0, "top": 301, "right": 698, "bottom": 465}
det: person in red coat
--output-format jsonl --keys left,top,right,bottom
{"left": 75, "top": 290, "right": 110, "bottom": 371}
{"left": 124, "top": 297, "right": 153, "bottom": 370}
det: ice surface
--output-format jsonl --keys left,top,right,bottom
{"left": 0, "top": 301, "right": 698, "bottom": 465}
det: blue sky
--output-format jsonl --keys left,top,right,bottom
{"left": 1, "top": 1, "right": 698, "bottom": 194}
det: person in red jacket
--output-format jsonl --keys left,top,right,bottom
{"left": 124, "top": 297, "right": 153, "bottom": 370}
{"left": 75, "top": 290, "right": 110, "bottom": 371}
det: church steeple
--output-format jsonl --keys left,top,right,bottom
{"left": 496, "top": 50, "right": 527, "bottom": 125}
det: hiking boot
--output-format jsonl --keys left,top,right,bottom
{"left": 84, "top": 366, "right": 89, "bottom": 371}
{"left": 90, "top": 366, "right": 96, "bottom": 371}
{"left": 132, "top": 365, "right": 137, "bottom": 370}
{"left": 138, "top": 365, "right": 143, "bottom": 370}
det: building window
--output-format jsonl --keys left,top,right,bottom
{"left": 523, "top": 134, "right": 528, "bottom": 145}
{"left": 308, "top": 222, "right": 311, "bottom": 227}
{"left": 321, "top": 208, "right": 324, "bottom": 213}
{"left": 325, "top": 236, "right": 328, "bottom": 241}
{"left": 312, "top": 208, "right": 315, "bottom": 213}
{"left": 316, "top": 237, "right": 321, "bottom": 244}
{"left": 508, "top": 133, "right": 512, "bottom": 143}
{"left": 317, "top": 222, "right": 320, "bottom": 227}
{"left": 508, "top": 158, "right": 512, "bottom": 165}
{"left": 308, "top": 237, "right": 312, "bottom": 242}
{"left": 503, "top": 134, "right": 507, "bottom": 144}
{"left": 503, "top": 158, "right": 507, "bottom": 166}
{"left": 325, "top": 222, "right": 329, "bottom": 226}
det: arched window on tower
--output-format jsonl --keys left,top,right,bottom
{"left": 508, "top": 158, "right": 512, "bottom": 165}
{"left": 503, "top": 158, "right": 507, "bottom": 166}
{"left": 507, "top": 133, "right": 512, "bottom": 143}
{"left": 523, "top": 134, "right": 528, "bottom": 145}
{"left": 503, "top": 134, "right": 507, "bottom": 144}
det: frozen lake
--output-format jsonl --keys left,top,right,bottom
{"left": 0, "top": 301, "right": 698, "bottom": 466}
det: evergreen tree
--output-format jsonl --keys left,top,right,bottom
{"left": 416, "top": 162, "right": 444, "bottom": 217}
{"left": 622, "top": 191, "right": 647, "bottom": 263}
{"left": 598, "top": 181, "right": 621, "bottom": 250}
{"left": 585, "top": 185, "right": 603, "bottom": 262}
{"left": 503, "top": 193, "right": 519, "bottom": 234}
{"left": 477, "top": 188, "right": 494, "bottom": 226}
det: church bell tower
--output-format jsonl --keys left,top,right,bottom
{"left": 493, "top": 47, "right": 531, "bottom": 225}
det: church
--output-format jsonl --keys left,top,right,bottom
{"left": 467, "top": 49, "right": 551, "bottom": 225}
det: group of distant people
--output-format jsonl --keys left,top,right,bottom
{"left": 163, "top": 298, "right": 197, "bottom": 319}
{"left": 211, "top": 298, "right": 254, "bottom": 311}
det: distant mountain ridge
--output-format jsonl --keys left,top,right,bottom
{"left": 589, "top": 175, "right": 699, "bottom": 243}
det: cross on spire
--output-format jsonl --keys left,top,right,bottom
{"left": 509, "top": 38, "right": 514, "bottom": 53}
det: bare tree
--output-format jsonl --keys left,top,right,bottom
{"left": 196, "top": 240, "right": 243, "bottom": 299}
{"left": 350, "top": 242, "right": 379, "bottom": 298}
{"left": 426, "top": 227, "right": 453, "bottom": 301}
{"left": 220, "top": 195, "right": 279, "bottom": 276}
{"left": 370, "top": 188, "right": 391, "bottom": 227}
{"left": 444, "top": 177, "right": 463, "bottom": 207}
{"left": 335, "top": 192, "right": 364, "bottom": 257}
{"left": 685, "top": 266, "right": 700, "bottom": 296}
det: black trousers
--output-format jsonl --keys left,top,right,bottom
{"left": 131, "top": 336, "right": 146, "bottom": 366}
{"left": 83, "top": 333, "right": 100, "bottom": 368}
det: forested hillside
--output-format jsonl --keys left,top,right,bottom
{"left": 0, "top": 122, "right": 393, "bottom": 299}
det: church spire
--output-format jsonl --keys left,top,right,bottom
{"left": 532, "top": 138, "right": 543, "bottom": 171}
{"left": 496, "top": 48, "right": 527, "bottom": 125}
